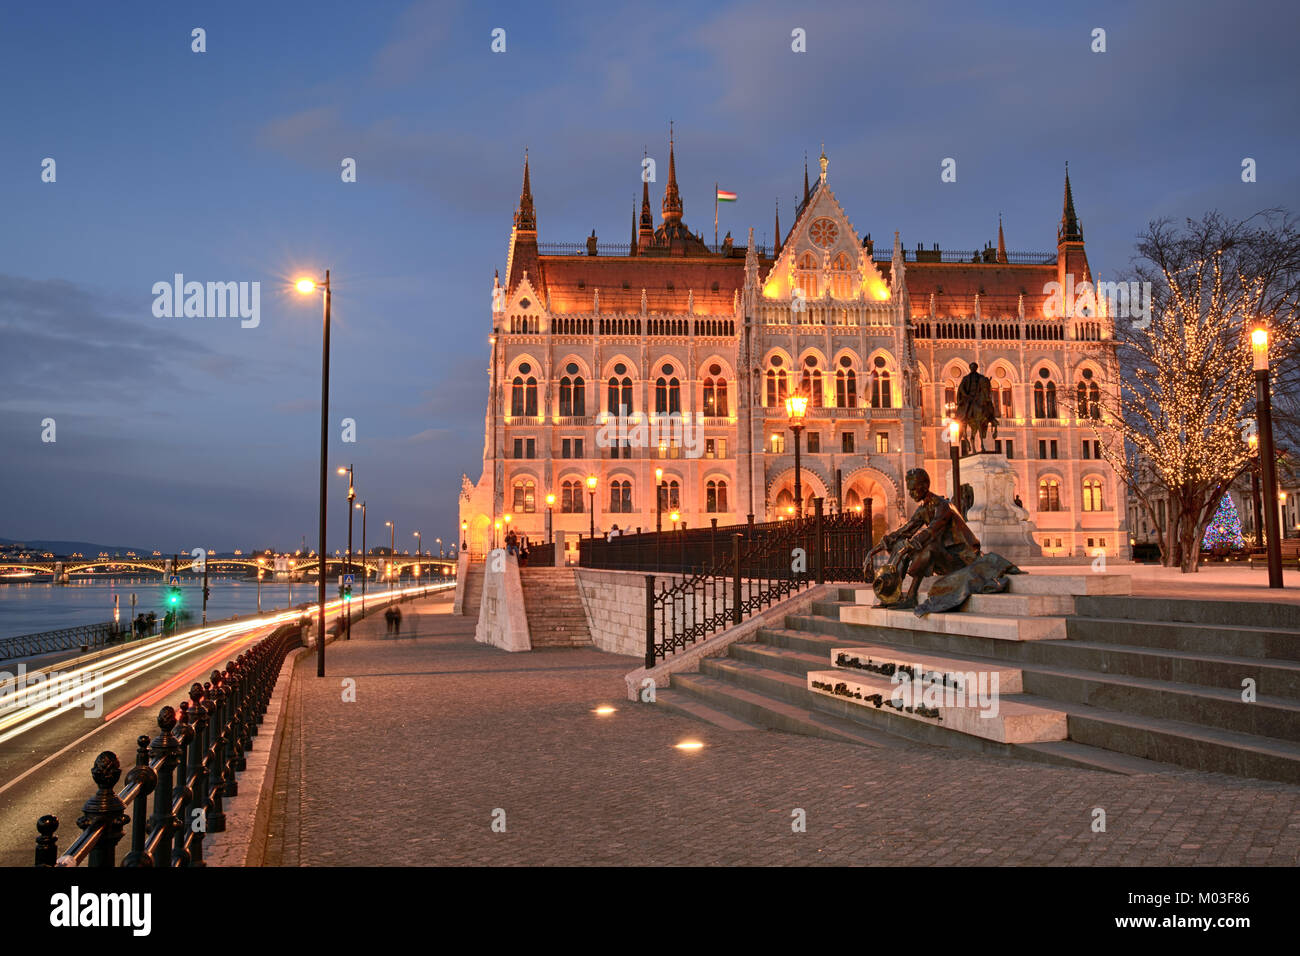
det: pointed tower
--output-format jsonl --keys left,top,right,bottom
{"left": 1056, "top": 163, "right": 1092, "bottom": 293}
{"left": 630, "top": 201, "right": 638, "bottom": 256}
{"left": 996, "top": 213, "right": 1008, "bottom": 264}
{"left": 505, "top": 151, "right": 542, "bottom": 293}
{"left": 662, "top": 124, "right": 683, "bottom": 227}
{"left": 803, "top": 153, "right": 810, "bottom": 206}
{"left": 638, "top": 151, "right": 654, "bottom": 251}
{"left": 774, "top": 200, "right": 782, "bottom": 257}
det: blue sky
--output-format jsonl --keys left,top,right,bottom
{"left": 1, "top": 0, "right": 1297, "bottom": 553}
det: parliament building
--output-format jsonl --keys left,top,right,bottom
{"left": 460, "top": 136, "right": 1125, "bottom": 562}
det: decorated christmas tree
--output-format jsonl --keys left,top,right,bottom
{"left": 1202, "top": 494, "right": 1245, "bottom": 550}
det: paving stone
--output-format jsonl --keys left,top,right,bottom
{"left": 262, "top": 593, "right": 1300, "bottom": 866}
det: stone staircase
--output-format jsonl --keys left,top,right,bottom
{"left": 519, "top": 567, "right": 593, "bottom": 648}
{"left": 654, "top": 573, "right": 1300, "bottom": 783}
{"left": 460, "top": 560, "right": 485, "bottom": 617}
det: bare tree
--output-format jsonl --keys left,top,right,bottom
{"left": 1085, "top": 211, "right": 1298, "bottom": 572}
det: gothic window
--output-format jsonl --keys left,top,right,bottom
{"left": 511, "top": 376, "right": 525, "bottom": 417}
{"left": 795, "top": 252, "right": 819, "bottom": 300}
{"left": 836, "top": 363, "right": 857, "bottom": 408}
{"left": 1076, "top": 369, "right": 1101, "bottom": 419}
{"left": 830, "top": 252, "right": 853, "bottom": 299}
{"left": 706, "top": 479, "right": 729, "bottom": 513}
{"left": 654, "top": 371, "right": 681, "bottom": 415}
{"left": 1038, "top": 478, "right": 1062, "bottom": 512}
{"left": 800, "top": 356, "right": 824, "bottom": 407}
{"left": 1082, "top": 477, "right": 1104, "bottom": 512}
{"left": 512, "top": 479, "right": 536, "bottom": 514}
{"left": 991, "top": 366, "right": 1014, "bottom": 418}
{"left": 559, "top": 377, "right": 573, "bottom": 417}
{"left": 766, "top": 366, "right": 789, "bottom": 406}
{"left": 561, "top": 479, "right": 584, "bottom": 513}
{"left": 870, "top": 356, "right": 892, "bottom": 408}
{"left": 609, "top": 479, "right": 633, "bottom": 513}
{"left": 608, "top": 373, "right": 633, "bottom": 414}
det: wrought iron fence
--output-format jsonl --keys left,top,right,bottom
{"left": 0, "top": 621, "right": 127, "bottom": 662}
{"left": 34, "top": 622, "right": 301, "bottom": 867}
{"left": 581, "top": 502, "right": 873, "bottom": 668}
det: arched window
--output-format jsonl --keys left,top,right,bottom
{"left": 706, "top": 479, "right": 729, "bottom": 513}
{"left": 609, "top": 479, "right": 633, "bottom": 513}
{"left": 800, "top": 357, "right": 824, "bottom": 407}
{"left": 607, "top": 365, "right": 633, "bottom": 415}
{"left": 830, "top": 253, "right": 853, "bottom": 299}
{"left": 1077, "top": 369, "right": 1101, "bottom": 419}
{"left": 703, "top": 367, "right": 729, "bottom": 418}
{"left": 836, "top": 366, "right": 857, "bottom": 408}
{"left": 1082, "top": 477, "right": 1104, "bottom": 512}
{"left": 511, "top": 376, "right": 525, "bottom": 417}
{"left": 666, "top": 479, "right": 680, "bottom": 511}
{"left": 561, "top": 479, "right": 584, "bottom": 513}
{"left": 795, "top": 252, "right": 819, "bottom": 300}
{"left": 774, "top": 488, "right": 794, "bottom": 514}
{"left": 559, "top": 377, "right": 573, "bottom": 417}
{"left": 655, "top": 370, "right": 681, "bottom": 414}
{"left": 870, "top": 356, "right": 892, "bottom": 408}
{"left": 512, "top": 479, "right": 537, "bottom": 514}
{"left": 991, "top": 367, "right": 1014, "bottom": 418}
{"left": 1038, "top": 478, "right": 1062, "bottom": 512}
{"left": 766, "top": 360, "right": 789, "bottom": 407}
{"left": 1033, "top": 369, "right": 1057, "bottom": 419}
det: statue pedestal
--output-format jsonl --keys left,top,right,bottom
{"left": 961, "top": 453, "right": 1041, "bottom": 563}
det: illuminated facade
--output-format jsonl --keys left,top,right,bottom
{"left": 460, "top": 139, "right": 1124, "bottom": 560}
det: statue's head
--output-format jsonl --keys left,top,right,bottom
{"left": 968, "top": 361, "right": 979, "bottom": 373}
{"left": 904, "top": 468, "right": 931, "bottom": 502}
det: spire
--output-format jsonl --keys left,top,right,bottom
{"left": 639, "top": 149, "right": 654, "bottom": 241}
{"left": 513, "top": 150, "right": 536, "bottom": 232}
{"left": 662, "top": 123, "right": 683, "bottom": 224}
{"left": 996, "top": 213, "right": 1008, "bottom": 264}
{"left": 818, "top": 143, "right": 827, "bottom": 184}
{"left": 774, "top": 200, "right": 782, "bottom": 256}
{"left": 1059, "top": 163, "right": 1082, "bottom": 243}
{"left": 630, "top": 201, "right": 638, "bottom": 256}
{"left": 803, "top": 152, "right": 810, "bottom": 204}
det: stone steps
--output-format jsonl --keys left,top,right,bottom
{"left": 652, "top": 571, "right": 1300, "bottom": 783}
{"left": 519, "top": 567, "right": 592, "bottom": 647}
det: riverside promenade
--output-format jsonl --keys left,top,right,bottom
{"left": 262, "top": 590, "right": 1300, "bottom": 866}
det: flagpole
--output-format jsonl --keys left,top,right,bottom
{"left": 714, "top": 181, "right": 718, "bottom": 249}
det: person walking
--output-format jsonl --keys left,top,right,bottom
{"left": 392, "top": 605, "right": 402, "bottom": 635}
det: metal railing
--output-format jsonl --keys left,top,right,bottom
{"left": 34, "top": 622, "right": 301, "bottom": 867}
{"left": 577, "top": 503, "right": 873, "bottom": 668}
{"left": 0, "top": 622, "right": 125, "bottom": 662}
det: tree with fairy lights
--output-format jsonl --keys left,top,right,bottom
{"left": 1082, "top": 211, "right": 1300, "bottom": 572}
{"left": 1201, "top": 494, "right": 1245, "bottom": 551}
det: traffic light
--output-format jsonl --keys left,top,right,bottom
{"left": 168, "top": 586, "right": 182, "bottom": 607}
{"left": 203, "top": 586, "right": 211, "bottom": 602}
{"left": 343, "top": 583, "right": 353, "bottom": 603}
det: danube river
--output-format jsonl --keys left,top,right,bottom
{"left": 0, "top": 576, "right": 411, "bottom": 639}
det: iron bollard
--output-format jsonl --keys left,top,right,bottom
{"left": 206, "top": 673, "right": 228, "bottom": 831}
{"left": 78, "top": 752, "right": 129, "bottom": 867}
{"left": 122, "top": 734, "right": 157, "bottom": 867}
{"left": 172, "top": 702, "right": 195, "bottom": 865}
{"left": 187, "top": 682, "right": 209, "bottom": 866}
{"left": 644, "top": 575, "right": 656, "bottom": 669}
{"left": 35, "top": 815, "right": 59, "bottom": 867}
{"left": 147, "top": 707, "right": 180, "bottom": 867}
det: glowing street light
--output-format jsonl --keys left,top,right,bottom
{"left": 295, "top": 270, "right": 331, "bottom": 676}
{"left": 785, "top": 391, "right": 809, "bottom": 517}
{"left": 1251, "top": 325, "right": 1283, "bottom": 587}
{"left": 586, "top": 475, "right": 598, "bottom": 539}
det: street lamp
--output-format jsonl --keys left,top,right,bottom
{"left": 1252, "top": 326, "right": 1283, "bottom": 588}
{"left": 296, "top": 271, "right": 331, "bottom": 677}
{"left": 785, "top": 392, "right": 809, "bottom": 518}
{"left": 948, "top": 420, "right": 965, "bottom": 518}
{"left": 436, "top": 536, "right": 443, "bottom": 558}
{"left": 356, "top": 500, "right": 366, "bottom": 612}
{"left": 545, "top": 494, "right": 555, "bottom": 544}
{"left": 413, "top": 530, "right": 422, "bottom": 578}
{"left": 385, "top": 520, "right": 396, "bottom": 587}
{"left": 461, "top": 520, "right": 468, "bottom": 553}
{"left": 337, "top": 465, "right": 355, "bottom": 640}
{"left": 586, "top": 475, "right": 598, "bottom": 539}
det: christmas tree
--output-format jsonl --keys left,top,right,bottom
{"left": 1202, "top": 494, "right": 1245, "bottom": 550}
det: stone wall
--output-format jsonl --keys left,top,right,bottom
{"left": 573, "top": 568, "right": 651, "bottom": 658}
{"left": 452, "top": 551, "right": 471, "bottom": 614}
{"left": 475, "top": 551, "right": 531, "bottom": 652}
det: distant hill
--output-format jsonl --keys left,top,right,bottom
{"left": 0, "top": 537, "right": 155, "bottom": 556}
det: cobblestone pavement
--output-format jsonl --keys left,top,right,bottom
{"left": 263, "top": 593, "right": 1300, "bottom": 866}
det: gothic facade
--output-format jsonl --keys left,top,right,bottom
{"left": 460, "top": 138, "right": 1125, "bottom": 561}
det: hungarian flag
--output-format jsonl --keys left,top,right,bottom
{"left": 716, "top": 188, "right": 737, "bottom": 202}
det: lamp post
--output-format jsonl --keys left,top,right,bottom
{"left": 436, "top": 536, "right": 443, "bottom": 558}
{"left": 296, "top": 272, "right": 331, "bottom": 677}
{"left": 337, "top": 466, "right": 355, "bottom": 639}
{"left": 414, "top": 531, "right": 422, "bottom": 589}
{"left": 1252, "top": 327, "right": 1283, "bottom": 588}
{"left": 948, "top": 420, "right": 964, "bottom": 518}
{"left": 461, "top": 520, "right": 468, "bottom": 554}
{"left": 385, "top": 520, "right": 396, "bottom": 589}
{"left": 545, "top": 495, "right": 555, "bottom": 544}
{"left": 784, "top": 392, "right": 809, "bottom": 518}
{"left": 586, "top": 475, "right": 598, "bottom": 539}
{"left": 1249, "top": 433, "right": 1263, "bottom": 548}
{"left": 656, "top": 467, "right": 665, "bottom": 533}
{"left": 357, "top": 501, "right": 366, "bottom": 612}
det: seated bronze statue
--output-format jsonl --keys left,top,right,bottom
{"left": 865, "top": 467, "right": 981, "bottom": 610}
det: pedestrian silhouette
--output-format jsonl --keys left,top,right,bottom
{"left": 392, "top": 606, "right": 402, "bottom": 635}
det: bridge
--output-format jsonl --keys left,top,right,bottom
{"left": 0, "top": 554, "right": 455, "bottom": 578}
